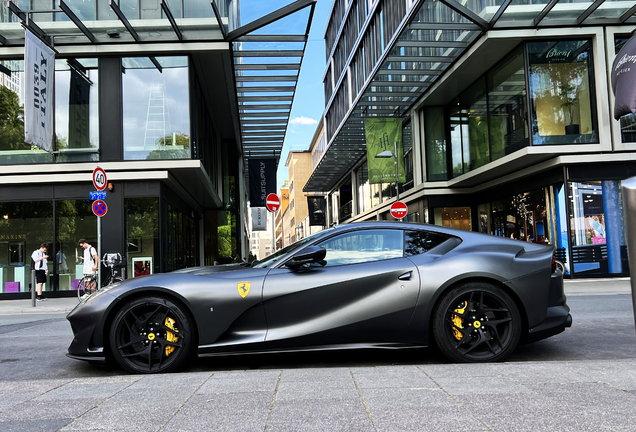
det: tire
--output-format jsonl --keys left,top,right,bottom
{"left": 109, "top": 296, "right": 195, "bottom": 374}
{"left": 432, "top": 282, "right": 521, "bottom": 363}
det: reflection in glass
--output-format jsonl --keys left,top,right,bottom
{"left": 0, "top": 201, "right": 52, "bottom": 293}
{"left": 615, "top": 37, "right": 636, "bottom": 143}
{"left": 404, "top": 230, "right": 448, "bottom": 256}
{"left": 126, "top": 198, "right": 159, "bottom": 278}
{"left": 527, "top": 40, "right": 597, "bottom": 145}
{"left": 55, "top": 200, "right": 95, "bottom": 290}
{"left": 123, "top": 57, "right": 190, "bottom": 160}
{"left": 462, "top": 77, "right": 489, "bottom": 171}
{"left": 434, "top": 207, "right": 471, "bottom": 231}
{"left": 449, "top": 99, "right": 466, "bottom": 177}
{"left": 55, "top": 60, "right": 99, "bottom": 163}
{"left": 424, "top": 107, "right": 448, "bottom": 181}
{"left": 487, "top": 48, "right": 528, "bottom": 160}
{"left": 316, "top": 229, "right": 404, "bottom": 267}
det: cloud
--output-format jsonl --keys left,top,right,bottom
{"left": 289, "top": 116, "right": 318, "bottom": 126}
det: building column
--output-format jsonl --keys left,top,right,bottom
{"left": 602, "top": 180, "right": 624, "bottom": 274}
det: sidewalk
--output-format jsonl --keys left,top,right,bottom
{"left": 0, "top": 278, "right": 631, "bottom": 315}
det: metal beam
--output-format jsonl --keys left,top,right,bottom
{"left": 234, "top": 63, "right": 301, "bottom": 70}
{"left": 489, "top": 0, "right": 513, "bottom": 28}
{"left": 534, "top": 0, "right": 560, "bottom": 27}
{"left": 240, "top": 112, "right": 290, "bottom": 117}
{"left": 239, "top": 104, "right": 292, "bottom": 110}
{"left": 376, "top": 69, "right": 443, "bottom": 76}
{"left": 410, "top": 22, "right": 479, "bottom": 30}
{"left": 109, "top": 0, "right": 140, "bottom": 41}
{"left": 238, "top": 95, "right": 293, "bottom": 102}
{"left": 227, "top": 0, "right": 316, "bottom": 41}
{"left": 149, "top": 57, "right": 163, "bottom": 73}
{"left": 236, "top": 75, "right": 298, "bottom": 82}
{"left": 58, "top": 0, "right": 96, "bottom": 43}
{"left": 160, "top": 0, "right": 183, "bottom": 41}
{"left": 0, "top": 34, "right": 6, "bottom": 45}
{"left": 577, "top": 0, "right": 606, "bottom": 24}
{"left": 237, "top": 86, "right": 296, "bottom": 92}
{"left": 620, "top": 3, "right": 636, "bottom": 23}
{"left": 8, "top": 2, "right": 50, "bottom": 45}
{"left": 438, "top": 0, "right": 489, "bottom": 31}
{"left": 237, "top": 35, "right": 307, "bottom": 42}
{"left": 209, "top": 0, "right": 227, "bottom": 39}
{"left": 234, "top": 50, "right": 304, "bottom": 57}
{"left": 386, "top": 56, "right": 454, "bottom": 63}
{"left": 0, "top": 64, "right": 11, "bottom": 76}
{"left": 396, "top": 40, "right": 468, "bottom": 48}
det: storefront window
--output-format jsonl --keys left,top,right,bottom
{"left": 423, "top": 107, "right": 448, "bottom": 181}
{"left": 55, "top": 200, "right": 96, "bottom": 291}
{"left": 615, "top": 37, "right": 636, "bottom": 143}
{"left": 165, "top": 202, "right": 197, "bottom": 272}
{"left": 125, "top": 198, "right": 159, "bottom": 278}
{"left": 123, "top": 57, "right": 191, "bottom": 160}
{"left": 434, "top": 207, "right": 471, "bottom": 231}
{"left": 567, "top": 181, "right": 626, "bottom": 276}
{"left": 487, "top": 191, "right": 550, "bottom": 243}
{"left": 449, "top": 98, "right": 468, "bottom": 177}
{"left": 487, "top": 48, "right": 528, "bottom": 160}
{"left": 357, "top": 162, "right": 371, "bottom": 214}
{"left": 403, "top": 121, "right": 414, "bottom": 192}
{"left": 527, "top": 40, "right": 597, "bottom": 145}
{"left": 0, "top": 201, "right": 52, "bottom": 294}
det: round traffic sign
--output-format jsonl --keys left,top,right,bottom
{"left": 390, "top": 201, "right": 408, "bottom": 219}
{"left": 92, "top": 199, "right": 108, "bottom": 217}
{"left": 93, "top": 167, "right": 107, "bottom": 191}
{"left": 266, "top": 193, "right": 281, "bottom": 212}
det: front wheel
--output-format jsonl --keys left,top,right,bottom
{"left": 432, "top": 283, "right": 521, "bottom": 363}
{"left": 109, "top": 296, "right": 195, "bottom": 373}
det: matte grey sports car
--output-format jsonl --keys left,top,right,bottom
{"left": 67, "top": 221, "right": 571, "bottom": 373}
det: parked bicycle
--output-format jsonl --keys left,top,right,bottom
{"left": 78, "top": 252, "right": 125, "bottom": 301}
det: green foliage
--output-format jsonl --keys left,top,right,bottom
{"left": 0, "top": 86, "right": 28, "bottom": 151}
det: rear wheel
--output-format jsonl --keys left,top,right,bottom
{"left": 77, "top": 276, "right": 96, "bottom": 301}
{"left": 109, "top": 296, "right": 194, "bottom": 373}
{"left": 432, "top": 283, "right": 521, "bottom": 363}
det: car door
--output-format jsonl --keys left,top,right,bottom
{"left": 262, "top": 228, "right": 421, "bottom": 348}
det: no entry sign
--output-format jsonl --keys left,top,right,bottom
{"left": 266, "top": 193, "right": 281, "bottom": 212}
{"left": 93, "top": 166, "right": 107, "bottom": 191}
{"left": 390, "top": 201, "right": 408, "bottom": 219}
{"left": 92, "top": 199, "right": 108, "bottom": 217}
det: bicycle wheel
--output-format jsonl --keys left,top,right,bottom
{"left": 77, "top": 276, "right": 96, "bottom": 301}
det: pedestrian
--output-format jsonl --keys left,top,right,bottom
{"left": 31, "top": 243, "right": 48, "bottom": 301}
{"left": 78, "top": 239, "right": 98, "bottom": 296}
{"left": 56, "top": 242, "right": 68, "bottom": 274}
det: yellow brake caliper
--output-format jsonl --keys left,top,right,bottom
{"left": 164, "top": 317, "right": 179, "bottom": 357}
{"left": 451, "top": 301, "right": 467, "bottom": 341}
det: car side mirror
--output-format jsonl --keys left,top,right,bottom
{"left": 286, "top": 245, "right": 326, "bottom": 267}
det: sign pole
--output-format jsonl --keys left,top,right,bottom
{"left": 97, "top": 215, "right": 101, "bottom": 290}
{"left": 394, "top": 140, "right": 400, "bottom": 203}
{"left": 272, "top": 211, "right": 275, "bottom": 252}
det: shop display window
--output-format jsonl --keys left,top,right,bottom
{"left": 125, "top": 198, "right": 159, "bottom": 278}
{"left": 423, "top": 107, "right": 448, "bottom": 181}
{"left": 527, "top": 40, "right": 598, "bottom": 145}
{"left": 615, "top": 36, "right": 636, "bottom": 143}
{"left": 485, "top": 191, "right": 550, "bottom": 243}
{"left": 434, "top": 207, "right": 471, "bottom": 231}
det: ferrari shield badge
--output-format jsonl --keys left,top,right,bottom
{"left": 238, "top": 282, "right": 251, "bottom": 298}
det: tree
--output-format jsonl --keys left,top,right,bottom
{"left": 146, "top": 131, "right": 190, "bottom": 160}
{"left": 0, "top": 86, "right": 27, "bottom": 151}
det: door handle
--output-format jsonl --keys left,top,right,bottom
{"left": 398, "top": 271, "right": 412, "bottom": 281}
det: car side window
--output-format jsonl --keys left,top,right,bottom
{"left": 311, "top": 229, "right": 404, "bottom": 267}
{"left": 405, "top": 230, "right": 450, "bottom": 256}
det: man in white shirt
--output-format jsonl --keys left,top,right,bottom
{"left": 78, "top": 238, "right": 98, "bottom": 276}
{"left": 31, "top": 244, "right": 48, "bottom": 301}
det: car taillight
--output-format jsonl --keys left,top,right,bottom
{"left": 551, "top": 259, "right": 557, "bottom": 273}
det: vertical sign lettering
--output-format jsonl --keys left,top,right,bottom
{"left": 25, "top": 30, "right": 54, "bottom": 153}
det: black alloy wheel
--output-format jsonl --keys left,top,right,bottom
{"left": 433, "top": 283, "right": 521, "bottom": 363}
{"left": 109, "top": 296, "right": 194, "bottom": 373}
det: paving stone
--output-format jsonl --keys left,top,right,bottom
{"left": 267, "top": 397, "right": 374, "bottom": 432}
{"left": 434, "top": 375, "right": 531, "bottom": 395}
{"left": 360, "top": 387, "right": 457, "bottom": 410}
{"left": 34, "top": 381, "right": 134, "bottom": 401}
{"left": 0, "top": 418, "right": 73, "bottom": 432}
{"left": 276, "top": 380, "right": 359, "bottom": 400}
{"left": 0, "top": 398, "right": 102, "bottom": 422}
{"left": 162, "top": 393, "right": 272, "bottom": 432}
{"left": 197, "top": 370, "right": 280, "bottom": 394}
{"left": 280, "top": 368, "right": 353, "bottom": 382}
{"left": 351, "top": 365, "right": 437, "bottom": 390}
{"left": 370, "top": 406, "right": 489, "bottom": 432}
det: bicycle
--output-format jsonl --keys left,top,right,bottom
{"left": 77, "top": 274, "right": 97, "bottom": 301}
{"left": 77, "top": 252, "right": 125, "bottom": 301}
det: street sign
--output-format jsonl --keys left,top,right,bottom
{"left": 266, "top": 193, "right": 281, "bottom": 212}
{"left": 390, "top": 201, "right": 408, "bottom": 219}
{"left": 90, "top": 191, "right": 107, "bottom": 200}
{"left": 92, "top": 199, "right": 108, "bottom": 217}
{"left": 92, "top": 166, "right": 107, "bottom": 191}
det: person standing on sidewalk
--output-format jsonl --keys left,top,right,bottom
{"left": 31, "top": 244, "right": 48, "bottom": 301}
{"left": 78, "top": 239, "right": 98, "bottom": 295}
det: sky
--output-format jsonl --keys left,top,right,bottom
{"left": 238, "top": 0, "right": 333, "bottom": 187}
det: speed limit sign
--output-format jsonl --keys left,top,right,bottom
{"left": 92, "top": 167, "right": 107, "bottom": 191}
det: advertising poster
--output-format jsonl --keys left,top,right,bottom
{"left": 364, "top": 118, "right": 405, "bottom": 184}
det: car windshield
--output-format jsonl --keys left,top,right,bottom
{"left": 252, "top": 228, "right": 334, "bottom": 268}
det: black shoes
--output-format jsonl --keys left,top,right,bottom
{"left": 36, "top": 296, "right": 47, "bottom": 302}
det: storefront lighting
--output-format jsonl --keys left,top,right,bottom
{"left": 2, "top": 215, "right": 7, "bottom": 219}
